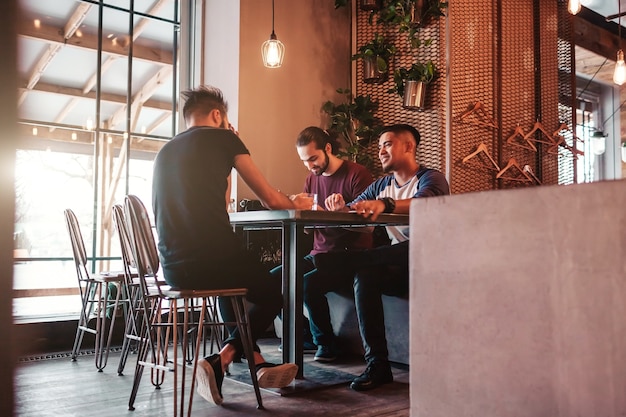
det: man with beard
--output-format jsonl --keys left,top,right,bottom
{"left": 272, "top": 126, "right": 373, "bottom": 362}
{"left": 325, "top": 124, "right": 450, "bottom": 391}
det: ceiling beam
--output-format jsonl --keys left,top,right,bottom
{"left": 106, "top": 65, "right": 174, "bottom": 129}
{"left": 80, "top": 0, "right": 171, "bottom": 95}
{"left": 573, "top": 15, "right": 623, "bottom": 62}
{"left": 19, "top": 20, "right": 173, "bottom": 65}
{"left": 18, "top": 4, "right": 92, "bottom": 106}
{"left": 19, "top": 80, "right": 174, "bottom": 111}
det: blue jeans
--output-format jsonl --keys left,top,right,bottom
{"left": 270, "top": 253, "right": 354, "bottom": 347}
{"left": 351, "top": 241, "right": 409, "bottom": 365}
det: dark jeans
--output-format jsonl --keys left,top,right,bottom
{"left": 270, "top": 253, "right": 354, "bottom": 347}
{"left": 162, "top": 250, "right": 283, "bottom": 356}
{"left": 350, "top": 241, "right": 409, "bottom": 365}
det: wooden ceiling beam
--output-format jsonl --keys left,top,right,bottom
{"left": 19, "top": 20, "right": 173, "bottom": 65}
{"left": 19, "top": 80, "right": 174, "bottom": 111}
{"left": 106, "top": 65, "right": 173, "bottom": 129}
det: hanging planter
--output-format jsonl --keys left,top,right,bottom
{"left": 362, "top": 55, "right": 388, "bottom": 83}
{"left": 360, "top": 0, "right": 382, "bottom": 11}
{"left": 351, "top": 34, "right": 396, "bottom": 84}
{"left": 389, "top": 60, "right": 437, "bottom": 111}
{"left": 410, "top": 0, "right": 425, "bottom": 26}
{"left": 402, "top": 80, "right": 426, "bottom": 110}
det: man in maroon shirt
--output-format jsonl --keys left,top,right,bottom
{"left": 273, "top": 126, "right": 374, "bottom": 362}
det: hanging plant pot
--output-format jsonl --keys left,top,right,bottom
{"left": 402, "top": 80, "right": 426, "bottom": 110}
{"left": 410, "top": 0, "right": 425, "bottom": 27}
{"left": 362, "top": 55, "right": 389, "bottom": 84}
{"left": 360, "top": 0, "right": 382, "bottom": 11}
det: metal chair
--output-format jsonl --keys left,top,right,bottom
{"left": 123, "top": 194, "right": 263, "bottom": 415}
{"left": 111, "top": 204, "right": 145, "bottom": 377}
{"left": 63, "top": 208, "right": 126, "bottom": 371}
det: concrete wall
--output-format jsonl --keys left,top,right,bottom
{"left": 409, "top": 180, "right": 626, "bottom": 417}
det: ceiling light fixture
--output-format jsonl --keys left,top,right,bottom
{"left": 568, "top": 0, "right": 582, "bottom": 15}
{"left": 591, "top": 130, "right": 607, "bottom": 155}
{"left": 261, "top": 0, "right": 285, "bottom": 68}
{"left": 614, "top": 0, "right": 626, "bottom": 85}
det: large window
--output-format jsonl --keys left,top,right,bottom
{"left": 15, "top": 0, "right": 184, "bottom": 320}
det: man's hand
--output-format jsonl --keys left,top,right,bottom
{"left": 350, "top": 200, "right": 385, "bottom": 221}
{"left": 290, "top": 193, "right": 316, "bottom": 210}
{"left": 325, "top": 193, "right": 347, "bottom": 211}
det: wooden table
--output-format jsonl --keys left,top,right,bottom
{"left": 229, "top": 209, "right": 409, "bottom": 381}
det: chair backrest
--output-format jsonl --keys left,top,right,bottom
{"left": 63, "top": 208, "right": 90, "bottom": 282}
{"left": 124, "top": 194, "right": 165, "bottom": 295}
{"left": 112, "top": 204, "right": 136, "bottom": 281}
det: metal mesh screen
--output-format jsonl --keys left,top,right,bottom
{"left": 355, "top": 3, "right": 445, "bottom": 178}
{"left": 354, "top": 0, "right": 574, "bottom": 191}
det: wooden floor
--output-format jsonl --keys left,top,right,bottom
{"left": 15, "top": 338, "right": 410, "bottom": 417}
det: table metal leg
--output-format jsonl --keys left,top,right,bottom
{"left": 281, "top": 222, "right": 305, "bottom": 378}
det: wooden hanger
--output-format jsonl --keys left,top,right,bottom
{"left": 506, "top": 125, "right": 537, "bottom": 152}
{"left": 496, "top": 158, "right": 533, "bottom": 183}
{"left": 462, "top": 142, "right": 500, "bottom": 172}
{"left": 552, "top": 122, "right": 584, "bottom": 144}
{"left": 524, "top": 121, "right": 556, "bottom": 145}
{"left": 458, "top": 102, "right": 498, "bottom": 129}
{"left": 522, "top": 164, "right": 542, "bottom": 185}
{"left": 546, "top": 136, "right": 584, "bottom": 158}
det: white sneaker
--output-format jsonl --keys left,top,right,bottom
{"left": 196, "top": 355, "right": 224, "bottom": 405}
{"left": 256, "top": 362, "right": 298, "bottom": 388}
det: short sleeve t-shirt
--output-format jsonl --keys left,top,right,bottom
{"left": 303, "top": 160, "right": 373, "bottom": 254}
{"left": 349, "top": 166, "right": 450, "bottom": 244}
{"left": 152, "top": 126, "right": 249, "bottom": 270}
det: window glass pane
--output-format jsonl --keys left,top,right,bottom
{"left": 16, "top": 0, "right": 181, "bottom": 320}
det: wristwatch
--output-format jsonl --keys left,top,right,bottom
{"left": 379, "top": 197, "right": 396, "bottom": 213}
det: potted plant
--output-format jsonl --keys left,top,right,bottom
{"left": 321, "top": 88, "right": 381, "bottom": 170}
{"left": 621, "top": 141, "right": 626, "bottom": 163}
{"left": 377, "top": 0, "right": 448, "bottom": 48}
{"left": 351, "top": 33, "right": 396, "bottom": 83}
{"left": 389, "top": 60, "right": 436, "bottom": 110}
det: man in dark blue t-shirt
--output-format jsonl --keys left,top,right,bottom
{"left": 326, "top": 124, "right": 450, "bottom": 392}
{"left": 152, "top": 86, "right": 311, "bottom": 405}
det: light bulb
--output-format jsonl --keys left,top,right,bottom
{"left": 568, "top": 0, "right": 581, "bottom": 15}
{"left": 614, "top": 50, "right": 626, "bottom": 85}
{"left": 266, "top": 42, "right": 280, "bottom": 66}
{"left": 261, "top": 37, "right": 285, "bottom": 68}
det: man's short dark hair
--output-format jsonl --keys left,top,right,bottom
{"left": 296, "top": 126, "right": 339, "bottom": 154}
{"left": 181, "top": 86, "right": 228, "bottom": 122}
{"left": 378, "top": 124, "right": 421, "bottom": 147}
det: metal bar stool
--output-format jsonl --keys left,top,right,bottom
{"left": 63, "top": 208, "right": 127, "bottom": 371}
{"left": 124, "top": 194, "right": 263, "bottom": 416}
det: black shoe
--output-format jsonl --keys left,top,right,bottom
{"left": 256, "top": 362, "right": 298, "bottom": 388}
{"left": 278, "top": 340, "right": 318, "bottom": 354}
{"left": 196, "top": 354, "right": 224, "bottom": 405}
{"left": 313, "top": 345, "right": 337, "bottom": 363}
{"left": 349, "top": 362, "right": 393, "bottom": 391}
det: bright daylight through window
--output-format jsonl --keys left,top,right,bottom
{"left": 14, "top": 0, "right": 181, "bottom": 320}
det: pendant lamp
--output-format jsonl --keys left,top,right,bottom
{"left": 261, "top": 0, "right": 285, "bottom": 68}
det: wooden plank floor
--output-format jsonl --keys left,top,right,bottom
{"left": 15, "top": 338, "right": 410, "bottom": 417}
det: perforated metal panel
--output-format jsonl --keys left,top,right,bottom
{"left": 354, "top": 1, "right": 574, "bottom": 191}
{"left": 354, "top": 3, "right": 445, "bottom": 178}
